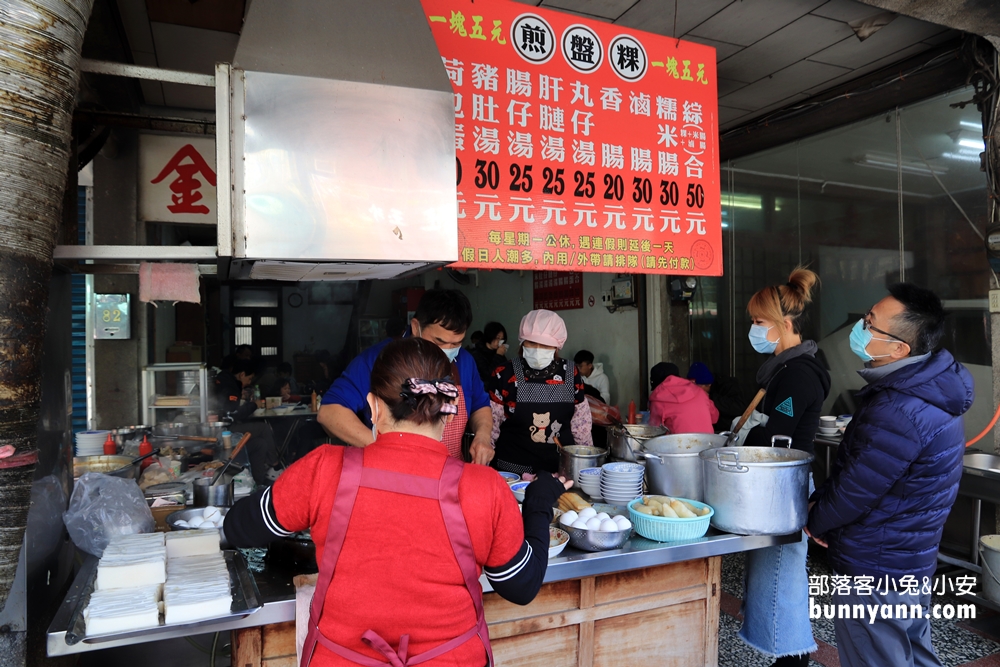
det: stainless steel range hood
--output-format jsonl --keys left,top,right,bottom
{"left": 218, "top": 0, "right": 457, "bottom": 281}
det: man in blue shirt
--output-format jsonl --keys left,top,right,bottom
{"left": 318, "top": 289, "right": 495, "bottom": 465}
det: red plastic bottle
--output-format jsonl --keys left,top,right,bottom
{"left": 103, "top": 433, "right": 116, "bottom": 456}
{"left": 138, "top": 435, "right": 154, "bottom": 470}
{"left": 628, "top": 400, "right": 636, "bottom": 425}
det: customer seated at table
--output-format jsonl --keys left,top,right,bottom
{"left": 213, "top": 360, "right": 281, "bottom": 484}
{"left": 574, "top": 350, "right": 610, "bottom": 404}
{"left": 471, "top": 321, "right": 508, "bottom": 383}
{"left": 278, "top": 362, "right": 299, "bottom": 395}
{"left": 224, "top": 338, "right": 570, "bottom": 666}
{"left": 648, "top": 363, "right": 718, "bottom": 434}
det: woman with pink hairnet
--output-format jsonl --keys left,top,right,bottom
{"left": 488, "top": 310, "right": 593, "bottom": 475}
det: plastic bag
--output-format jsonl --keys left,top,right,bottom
{"left": 586, "top": 395, "right": 622, "bottom": 427}
{"left": 62, "top": 473, "right": 155, "bottom": 556}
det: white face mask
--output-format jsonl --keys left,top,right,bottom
{"left": 523, "top": 347, "right": 555, "bottom": 370}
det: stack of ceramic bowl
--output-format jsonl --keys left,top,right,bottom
{"left": 599, "top": 462, "right": 645, "bottom": 505}
{"left": 75, "top": 430, "right": 110, "bottom": 456}
{"left": 577, "top": 468, "right": 603, "bottom": 500}
{"left": 817, "top": 416, "right": 840, "bottom": 438}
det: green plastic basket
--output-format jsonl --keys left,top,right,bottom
{"left": 628, "top": 498, "right": 713, "bottom": 542}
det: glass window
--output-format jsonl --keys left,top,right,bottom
{"left": 709, "top": 87, "right": 990, "bottom": 440}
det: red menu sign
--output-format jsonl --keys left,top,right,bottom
{"left": 533, "top": 271, "right": 583, "bottom": 311}
{"left": 421, "top": 0, "right": 721, "bottom": 276}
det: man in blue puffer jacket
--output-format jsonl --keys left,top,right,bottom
{"left": 806, "top": 283, "right": 974, "bottom": 667}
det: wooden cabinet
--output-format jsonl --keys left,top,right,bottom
{"left": 232, "top": 557, "right": 722, "bottom": 667}
{"left": 486, "top": 557, "right": 721, "bottom": 667}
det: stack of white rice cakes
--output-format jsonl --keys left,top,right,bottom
{"left": 83, "top": 529, "right": 232, "bottom": 635}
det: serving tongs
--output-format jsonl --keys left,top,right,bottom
{"left": 210, "top": 432, "right": 251, "bottom": 486}
{"left": 109, "top": 448, "right": 161, "bottom": 476}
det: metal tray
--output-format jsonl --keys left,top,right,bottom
{"left": 59, "top": 550, "right": 261, "bottom": 646}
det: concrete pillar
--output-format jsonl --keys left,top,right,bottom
{"left": 92, "top": 130, "right": 145, "bottom": 428}
{"left": 645, "top": 275, "right": 692, "bottom": 388}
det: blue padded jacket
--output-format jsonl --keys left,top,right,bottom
{"left": 808, "top": 349, "right": 974, "bottom": 582}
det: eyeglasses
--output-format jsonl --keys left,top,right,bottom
{"left": 863, "top": 312, "right": 910, "bottom": 347}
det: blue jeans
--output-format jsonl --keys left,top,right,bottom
{"left": 832, "top": 586, "right": 942, "bottom": 667}
{"left": 739, "top": 476, "right": 817, "bottom": 658}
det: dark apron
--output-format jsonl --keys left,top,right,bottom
{"left": 300, "top": 447, "right": 493, "bottom": 667}
{"left": 494, "top": 358, "right": 576, "bottom": 474}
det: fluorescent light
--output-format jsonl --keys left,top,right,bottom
{"left": 960, "top": 120, "right": 982, "bottom": 131}
{"left": 721, "top": 223, "right": 729, "bottom": 228}
{"left": 854, "top": 154, "right": 947, "bottom": 177}
{"left": 722, "top": 193, "right": 763, "bottom": 210}
{"left": 958, "top": 137, "right": 985, "bottom": 151}
{"left": 941, "top": 152, "right": 982, "bottom": 163}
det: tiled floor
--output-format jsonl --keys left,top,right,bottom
{"left": 719, "top": 551, "right": 1000, "bottom": 667}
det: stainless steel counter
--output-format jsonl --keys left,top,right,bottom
{"left": 47, "top": 529, "right": 797, "bottom": 656}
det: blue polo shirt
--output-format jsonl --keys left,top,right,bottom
{"left": 321, "top": 338, "right": 490, "bottom": 427}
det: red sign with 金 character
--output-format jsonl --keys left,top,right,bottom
{"left": 421, "top": 0, "right": 721, "bottom": 276}
{"left": 533, "top": 271, "right": 583, "bottom": 311}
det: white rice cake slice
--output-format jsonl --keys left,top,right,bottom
{"left": 165, "top": 529, "right": 220, "bottom": 559}
{"left": 162, "top": 552, "right": 231, "bottom": 624}
{"left": 84, "top": 585, "right": 162, "bottom": 635}
{"left": 103, "top": 532, "right": 165, "bottom": 553}
{"left": 162, "top": 589, "right": 232, "bottom": 625}
{"left": 96, "top": 552, "right": 166, "bottom": 590}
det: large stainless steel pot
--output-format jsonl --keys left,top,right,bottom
{"left": 638, "top": 433, "right": 730, "bottom": 501}
{"left": 559, "top": 446, "right": 608, "bottom": 486}
{"left": 606, "top": 424, "right": 666, "bottom": 462}
{"left": 699, "top": 436, "right": 813, "bottom": 535}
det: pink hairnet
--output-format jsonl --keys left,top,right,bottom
{"left": 518, "top": 309, "right": 567, "bottom": 349}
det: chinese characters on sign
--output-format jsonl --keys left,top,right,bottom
{"left": 423, "top": 0, "right": 721, "bottom": 276}
{"left": 533, "top": 271, "right": 583, "bottom": 311}
{"left": 138, "top": 135, "right": 217, "bottom": 225}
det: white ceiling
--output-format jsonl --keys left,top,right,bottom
{"left": 115, "top": 0, "right": 956, "bottom": 129}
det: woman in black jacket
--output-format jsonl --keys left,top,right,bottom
{"left": 470, "top": 321, "right": 508, "bottom": 383}
{"left": 740, "top": 268, "right": 830, "bottom": 667}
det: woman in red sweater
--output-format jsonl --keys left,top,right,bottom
{"left": 225, "top": 338, "right": 569, "bottom": 666}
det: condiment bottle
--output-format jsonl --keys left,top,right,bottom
{"left": 103, "top": 433, "right": 116, "bottom": 456}
{"left": 138, "top": 435, "right": 154, "bottom": 470}
{"left": 628, "top": 400, "right": 636, "bottom": 425}
{"left": 221, "top": 430, "right": 232, "bottom": 454}
{"left": 311, "top": 390, "right": 318, "bottom": 412}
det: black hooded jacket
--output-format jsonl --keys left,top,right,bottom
{"left": 745, "top": 344, "right": 831, "bottom": 455}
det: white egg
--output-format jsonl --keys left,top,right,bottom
{"left": 578, "top": 507, "right": 597, "bottom": 520}
{"left": 202, "top": 519, "right": 218, "bottom": 528}
{"left": 585, "top": 517, "right": 603, "bottom": 530}
{"left": 571, "top": 520, "right": 590, "bottom": 530}
{"left": 188, "top": 516, "right": 204, "bottom": 528}
{"left": 174, "top": 520, "right": 189, "bottom": 528}
{"left": 595, "top": 512, "right": 610, "bottom": 522}
{"left": 560, "top": 511, "right": 578, "bottom": 526}
{"left": 599, "top": 519, "right": 620, "bottom": 532}
{"left": 203, "top": 506, "right": 221, "bottom": 522}
{"left": 613, "top": 515, "right": 632, "bottom": 529}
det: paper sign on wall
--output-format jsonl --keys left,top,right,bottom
{"left": 138, "top": 135, "right": 217, "bottom": 225}
{"left": 422, "top": 0, "right": 722, "bottom": 276}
